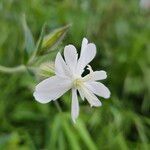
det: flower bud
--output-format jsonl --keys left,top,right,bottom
{"left": 39, "top": 62, "right": 55, "bottom": 77}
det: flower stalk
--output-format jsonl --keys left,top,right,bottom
{"left": 0, "top": 65, "right": 26, "bottom": 74}
{"left": 54, "top": 101, "right": 62, "bottom": 112}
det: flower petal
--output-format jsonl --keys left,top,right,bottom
{"left": 81, "top": 38, "right": 88, "bottom": 54}
{"left": 83, "top": 70, "right": 107, "bottom": 82}
{"left": 78, "top": 88, "right": 85, "bottom": 101}
{"left": 86, "top": 81, "right": 110, "bottom": 99}
{"left": 77, "top": 39, "right": 96, "bottom": 75}
{"left": 81, "top": 86, "right": 102, "bottom": 107}
{"left": 55, "top": 52, "right": 71, "bottom": 77}
{"left": 71, "top": 88, "right": 79, "bottom": 123}
{"left": 34, "top": 76, "right": 71, "bottom": 103}
{"left": 92, "top": 71, "right": 107, "bottom": 80}
{"left": 64, "top": 45, "right": 78, "bottom": 74}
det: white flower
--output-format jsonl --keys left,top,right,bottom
{"left": 33, "top": 38, "right": 110, "bottom": 123}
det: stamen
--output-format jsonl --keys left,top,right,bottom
{"left": 73, "top": 78, "right": 83, "bottom": 88}
{"left": 87, "top": 65, "right": 93, "bottom": 74}
{"left": 82, "top": 65, "right": 94, "bottom": 82}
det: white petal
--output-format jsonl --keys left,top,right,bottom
{"left": 64, "top": 45, "right": 78, "bottom": 73}
{"left": 81, "top": 38, "right": 88, "bottom": 54}
{"left": 55, "top": 52, "right": 71, "bottom": 77}
{"left": 83, "top": 70, "right": 107, "bottom": 82}
{"left": 86, "top": 82, "right": 110, "bottom": 99}
{"left": 92, "top": 71, "right": 107, "bottom": 80}
{"left": 77, "top": 41, "right": 96, "bottom": 75}
{"left": 33, "top": 76, "right": 71, "bottom": 103}
{"left": 81, "top": 86, "right": 102, "bottom": 107}
{"left": 71, "top": 88, "right": 79, "bottom": 123}
{"left": 78, "top": 88, "right": 85, "bottom": 101}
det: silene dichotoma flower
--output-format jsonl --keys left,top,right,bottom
{"left": 33, "top": 38, "right": 110, "bottom": 123}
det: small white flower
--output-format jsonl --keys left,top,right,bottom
{"left": 33, "top": 38, "right": 110, "bottom": 123}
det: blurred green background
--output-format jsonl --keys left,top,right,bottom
{"left": 0, "top": 0, "right": 150, "bottom": 149}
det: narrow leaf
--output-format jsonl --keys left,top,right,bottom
{"left": 22, "top": 14, "right": 35, "bottom": 63}
{"left": 36, "top": 23, "right": 46, "bottom": 55}
{"left": 27, "top": 24, "right": 46, "bottom": 65}
{"left": 62, "top": 116, "right": 81, "bottom": 150}
{"left": 75, "top": 120, "right": 97, "bottom": 150}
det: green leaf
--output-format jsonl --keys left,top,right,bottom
{"left": 27, "top": 24, "right": 46, "bottom": 65}
{"left": 75, "top": 120, "right": 97, "bottom": 150}
{"left": 115, "top": 133, "right": 128, "bottom": 150}
{"left": 134, "top": 116, "right": 149, "bottom": 150}
{"left": 35, "top": 23, "right": 46, "bottom": 55}
{"left": 21, "top": 14, "right": 35, "bottom": 63}
{"left": 48, "top": 115, "right": 61, "bottom": 149}
{"left": 62, "top": 116, "right": 81, "bottom": 150}
{"left": 58, "top": 131, "right": 66, "bottom": 150}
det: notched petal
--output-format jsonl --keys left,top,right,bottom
{"left": 64, "top": 44, "right": 78, "bottom": 73}
{"left": 33, "top": 76, "right": 72, "bottom": 103}
{"left": 55, "top": 52, "right": 70, "bottom": 77}
{"left": 86, "top": 82, "right": 111, "bottom": 99}
{"left": 81, "top": 86, "right": 102, "bottom": 107}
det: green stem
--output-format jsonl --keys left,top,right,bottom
{"left": 54, "top": 101, "right": 62, "bottom": 112}
{"left": 27, "top": 52, "right": 36, "bottom": 65}
{"left": 0, "top": 65, "right": 26, "bottom": 73}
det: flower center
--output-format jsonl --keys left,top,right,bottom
{"left": 73, "top": 78, "right": 83, "bottom": 88}
{"left": 72, "top": 65, "right": 94, "bottom": 89}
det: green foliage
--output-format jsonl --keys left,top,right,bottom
{"left": 0, "top": 0, "right": 150, "bottom": 149}
{"left": 22, "top": 14, "right": 35, "bottom": 64}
